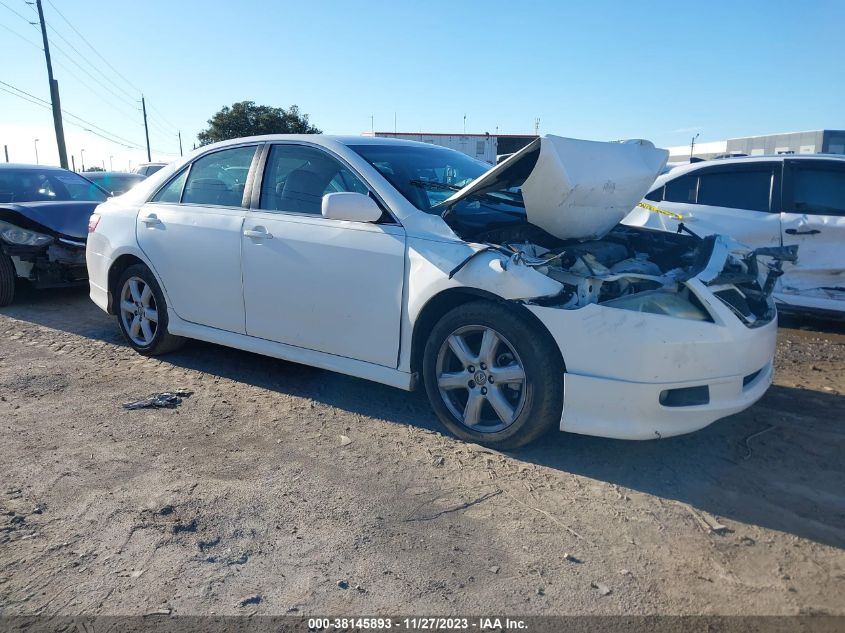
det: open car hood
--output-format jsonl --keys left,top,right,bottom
{"left": 442, "top": 135, "right": 668, "bottom": 241}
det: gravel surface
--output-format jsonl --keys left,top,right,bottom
{"left": 0, "top": 286, "right": 843, "bottom": 616}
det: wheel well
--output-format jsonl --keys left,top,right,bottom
{"left": 106, "top": 254, "right": 146, "bottom": 314}
{"left": 409, "top": 288, "right": 565, "bottom": 379}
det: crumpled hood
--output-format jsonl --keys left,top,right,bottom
{"left": 443, "top": 135, "right": 668, "bottom": 241}
{"left": 0, "top": 200, "right": 98, "bottom": 241}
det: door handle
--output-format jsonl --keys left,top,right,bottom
{"left": 244, "top": 227, "right": 273, "bottom": 239}
{"left": 140, "top": 214, "right": 162, "bottom": 226}
{"left": 785, "top": 228, "right": 820, "bottom": 236}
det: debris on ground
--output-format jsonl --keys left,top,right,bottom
{"left": 488, "top": 566, "right": 500, "bottom": 574}
{"left": 338, "top": 435, "right": 352, "bottom": 446}
{"left": 337, "top": 580, "right": 349, "bottom": 589}
{"left": 123, "top": 389, "right": 193, "bottom": 410}
{"left": 238, "top": 595, "right": 262, "bottom": 607}
{"left": 591, "top": 581, "right": 612, "bottom": 596}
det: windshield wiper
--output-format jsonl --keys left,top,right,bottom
{"left": 409, "top": 179, "right": 463, "bottom": 191}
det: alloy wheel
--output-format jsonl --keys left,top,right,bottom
{"left": 435, "top": 325, "right": 527, "bottom": 433}
{"left": 119, "top": 276, "right": 159, "bottom": 347}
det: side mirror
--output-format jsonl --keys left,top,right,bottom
{"left": 321, "top": 192, "right": 382, "bottom": 223}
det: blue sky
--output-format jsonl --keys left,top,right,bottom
{"left": 1, "top": 0, "right": 843, "bottom": 167}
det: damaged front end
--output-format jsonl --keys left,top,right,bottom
{"left": 487, "top": 226, "right": 795, "bottom": 327}
{"left": 439, "top": 135, "right": 796, "bottom": 327}
{"left": 0, "top": 208, "right": 90, "bottom": 288}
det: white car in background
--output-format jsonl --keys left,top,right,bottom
{"left": 87, "top": 135, "right": 788, "bottom": 448}
{"left": 625, "top": 155, "right": 845, "bottom": 315}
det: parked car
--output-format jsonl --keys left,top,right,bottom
{"left": 0, "top": 164, "right": 109, "bottom": 306}
{"left": 624, "top": 155, "right": 845, "bottom": 315}
{"left": 87, "top": 135, "right": 790, "bottom": 448}
{"left": 133, "top": 162, "right": 167, "bottom": 177}
{"left": 84, "top": 171, "right": 146, "bottom": 195}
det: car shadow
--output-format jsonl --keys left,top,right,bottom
{"left": 3, "top": 287, "right": 844, "bottom": 550}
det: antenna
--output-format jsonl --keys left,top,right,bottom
{"left": 534, "top": 117, "right": 540, "bottom": 136}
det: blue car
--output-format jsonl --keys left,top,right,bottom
{"left": 0, "top": 164, "right": 109, "bottom": 306}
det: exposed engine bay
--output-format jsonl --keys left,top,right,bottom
{"left": 450, "top": 221, "right": 796, "bottom": 327}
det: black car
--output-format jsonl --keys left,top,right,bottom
{"left": 83, "top": 171, "right": 146, "bottom": 195}
{"left": 0, "top": 164, "right": 109, "bottom": 306}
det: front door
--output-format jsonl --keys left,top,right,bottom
{"left": 778, "top": 159, "right": 845, "bottom": 310}
{"left": 136, "top": 144, "right": 259, "bottom": 333}
{"left": 240, "top": 143, "right": 405, "bottom": 367}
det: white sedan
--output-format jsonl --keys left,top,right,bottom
{"left": 86, "top": 135, "right": 786, "bottom": 448}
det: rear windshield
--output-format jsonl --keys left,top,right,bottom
{"left": 0, "top": 169, "right": 108, "bottom": 203}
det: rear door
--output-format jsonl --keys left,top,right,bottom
{"left": 136, "top": 144, "right": 260, "bottom": 333}
{"left": 646, "top": 161, "right": 782, "bottom": 246}
{"left": 779, "top": 159, "right": 845, "bottom": 310}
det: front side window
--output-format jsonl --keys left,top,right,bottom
{"left": 259, "top": 145, "right": 369, "bottom": 215}
{"left": 663, "top": 174, "right": 697, "bottom": 204}
{"left": 790, "top": 164, "right": 845, "bottom": 216}
{"left": 696, "top": 168, "right": 773, "bottom": 212}
{"left": 151, "top": 168, "right": 188, "bottom": 203}
{"left": 181, "top": 146, "right": 256, "bottom": 207}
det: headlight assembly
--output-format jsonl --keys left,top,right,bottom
{"left": 602, "top": 289, "right": 711, "bottom": 321}
{"left": 0, "top": 220, "right": 53, "bottom": 247}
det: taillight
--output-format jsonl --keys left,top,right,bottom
{"left": 88, "top": 214, "right": 101, "bottom": 233}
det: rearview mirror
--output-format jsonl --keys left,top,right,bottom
{"left": 321, "top": 192, "right": 382, "bottom": 223}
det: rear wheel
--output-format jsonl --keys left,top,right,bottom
{"left": 422, "top": 301, "right": 563, "bottom": 449}
{"left": 116, "top": 264, "right": 185, "bottom": 355}
{"left": 0, "top": 255, "right": 15, "bottom": 307}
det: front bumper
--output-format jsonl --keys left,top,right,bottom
{"left": 559, "top": 359, "right": 772, "bottom": 439}
{"left": 527, "top": 283, "right": 778, "bottom": 440}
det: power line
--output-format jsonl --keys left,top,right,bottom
{"left": 0, "top": 20, "right": 41, "bottom": 48}
{"left": 44, "top": 0, "right": 140, "bottom": 94}
{"left": 0, "top": 79, "right": 179, "bottom": 155}
{"left": 0, "top": 0, "right": 33, "bottom": 24}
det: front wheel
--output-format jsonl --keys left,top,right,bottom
{"left": 422, "top": 301, "right": 563, "bottom": 449}
{"left": 116, "top": 264, "right": 185, "bottom": 355}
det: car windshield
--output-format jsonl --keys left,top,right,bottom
{"left": 0, "top": 168, "right": 109, "bottom": 203}
{"left": 348, "top": 143, "right": 506, "bottom": 211}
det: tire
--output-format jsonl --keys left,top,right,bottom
{"left": 0, "top": 255, "right": 15, "bottom": 307}
{"left": 115, "top": 264, "right": 185, "bottom": 355}
{"left": 422, "top": 300, "right": 563, "bottom": 450}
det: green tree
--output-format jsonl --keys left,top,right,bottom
{"left": 197, "top": 101, "right": 321, "bottom": 146}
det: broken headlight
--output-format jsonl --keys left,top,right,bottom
{"left": 602, "top": 289, "right": 711, "bottom": 321}
{"left": 0, "top": 220, "right": 53, "bottom": 247}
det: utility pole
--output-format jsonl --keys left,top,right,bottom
{"left": 34, "top": 139, "right": 39, "bottom": 164}
{"left": 370, "top": 115, "right": 374, "bottom": 133}
{"left": 71, "top": 155, "right": 75, "bottom": 171}
{"left": 690, "top": 132, "right": 700, "bottom": 159}
{"left": 80, "top": 148, "right": 85, "bottom": 171}
{"left": 4, "top": 145, "right": 8, "bottom": 163}
{"left": 463, "top": 114, "right": 467, "bottom": 134}
{"left": 178, "top": 131, "right": 183, "bottom": 157}
{"left": 141, "top": 96, "right": 151, "bottom": 162}
{"left": 35, "top": 0, "right": 68, "bottom": 169}
{"left": 109, "top": 155, "right": 113, "bottom": 170}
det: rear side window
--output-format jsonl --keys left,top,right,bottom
{"left": 663, "top": 174, "right": 697, "bottom": 203}
{"left": 182, "top": 146, "right": 257, "bottom": 207}
{"left": 644, "top": 186, "right": 663, "bottom": 202}
{"left": 790, "top": 165, "right": 845, "bottom": 216}
{"left": 152, "top": 168, "right": 187, "bottom": 203}
{"left": 696, "top": 169, "right": 773, "bottom": 212}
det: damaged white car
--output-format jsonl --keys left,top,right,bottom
{"left": 86, "top": 135, "right": 792, "bottom": 448}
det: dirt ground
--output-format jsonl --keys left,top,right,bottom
{"left": 0, "top": 285, "right": 843, "bottom": 617}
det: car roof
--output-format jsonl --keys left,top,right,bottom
{"left": 198, "top": 134, "right": 445, "bottom": 152}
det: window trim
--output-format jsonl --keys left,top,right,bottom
{"left": 251, "top": 141, "right": 401, "bottom": 226}
{"left": 147, "top": 142, "right": 262, "bottom": 209}
{"left": 666, "top": 162, "right": 779, "bottom": 213}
